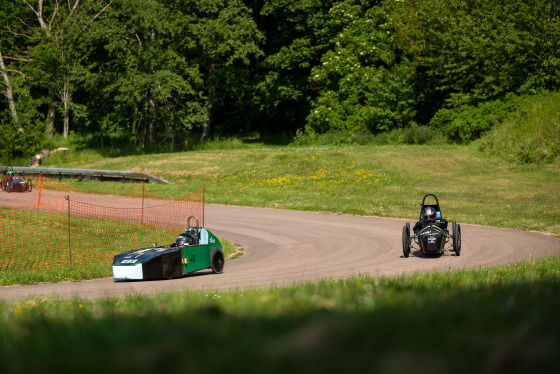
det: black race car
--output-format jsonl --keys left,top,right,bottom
{"left": 402, "top": 194, "right": 461, "bottom": 257}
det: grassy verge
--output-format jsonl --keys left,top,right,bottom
{"left": 0, "top": 239, "right": 239, "bottom": 286}
{"left": 3, "top": 144, "right": 558, "bottom": 286}
{"left": 479, "top": 91, "right": 560, "bottom": 163}
{"left": 1, "top": 256, "right": 558, "bottom": 373}
{"left": 3, "top": 144, "right": 559, "bottom": 371}
{"left": 0, "top": 204, "right": 239, "bottom": 286}
{"left": 43, "top": 144, "right": 560, "bottom": 236}
{"left": 0, "top": 265, "right": 111, "bottom": 286}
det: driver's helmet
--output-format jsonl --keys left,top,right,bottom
{"left": 175, "top": 233, "right": 195, "bottom": 246}
{"left": 422, "top": 206, "right": 436, "bottom": 221}
{"left": 6, "top": 170, "right": 13, "bottom": 175}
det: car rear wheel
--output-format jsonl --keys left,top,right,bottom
{"left": 27, "top": 179, "right": 32, "bottom": 192}
{"left": 402, "top": 223, "right": 411, "bottom": 258}
{"left": 210, "top": 248, "right": 225, "bottom": 274}
{"left": 453, "top": 221, "right": 461, "bottom": 256}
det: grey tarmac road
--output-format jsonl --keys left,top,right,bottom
{"left": 1, "top": 190, "right": 560, "bottom": 302}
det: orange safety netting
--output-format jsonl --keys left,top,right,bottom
{"left": 66, "top": 191, "right": 205, "bottom": 268}
{"left": 0, "top": 199, "right": 69, "bottom": 270}
{"left": 1, "top": 175, "right": 204, "bottom": 270}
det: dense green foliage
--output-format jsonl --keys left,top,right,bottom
{"left": 1, "top": 257, "right": 559, "bottom": 373}
{"left": 1, "top": 0, "right": 559, "bottom": 161}
{"left": 429, "top": 94, "right": 522, "bottom": 143}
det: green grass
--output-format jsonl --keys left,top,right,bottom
{"left": 42, "top": 144, "right": 560, "bottom": 236}
{"left": 479, "top": 91, "right": 560, "bottom": 163}
{"left": 0, "top": 206, "right": 240, "bottom": 286}
{"left": 1, "top": 256, "right": 558, "bottom": 373}
{"left": 0, "top": 239, "right": 239, "bottom": 286}
{"left": 3, "top": 142, "right": 560, "bottom": 372}
{"left": 0, "top": 265, "right": 111, "bottom": 286}
{"left": 3, "top": 143, "right": 559, "bottom": 286}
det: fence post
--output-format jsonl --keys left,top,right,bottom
{"left": 65, "top": 195, "right": 73, "bottom": 266}
{"left": 36, "top": 173, "right": 43, "bottom": 208}
{"left": 202, "top": 185, "right": 205, "bottom": 227}
{"left": 141, "top": 181, "right": 145, "bottom": 224}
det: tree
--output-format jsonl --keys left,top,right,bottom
{"left": 0, "top": 0, "right": 44, "bottom": 163}
{"left": 253, "top": 0, "right": 341, "bottom": 134}
{"left": 88, "top": 0, "right": 206, "bottom": 148}
{"left": 0, "top": 0, "right": 33, "bottom": 130}
{"left": 392, "top": 0, "right": 560, "bottom": 111}
{"left": 3, "top": 0, "right": 112, "bottom": 139}
{"left": 305, "top": 2, "right": 415, "bottom": 134}
{"left": 0, "top": 47, "right": 19, "bottom": 125}
{"left": 21, "top": 0, "right": 65, "bottom": 138}
{"left": 183, "top": 0, "right": 263, "bottom": 141}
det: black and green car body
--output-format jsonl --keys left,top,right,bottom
{"left": 112, "top": 222, "right": 225, "bottom": 281}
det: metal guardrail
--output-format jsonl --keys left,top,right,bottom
{"left": 1, "top": 166, "right": 171, "bottom": 184}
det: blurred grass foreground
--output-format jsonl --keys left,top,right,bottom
{"left": 1, "top": 256, "right": 559, "bottom": 374}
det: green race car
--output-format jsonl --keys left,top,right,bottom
{"left": 112, "top": 216, "right": 225, "bottom": 281}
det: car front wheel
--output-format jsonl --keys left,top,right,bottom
{"left": 210, "top": 248, "right": 225, "bottom": 274}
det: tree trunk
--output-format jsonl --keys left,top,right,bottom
{"left": 148, "top": 90, "right": 157, "bottom": 147}
{"left": 62, "top": 73, "right": 72, "bottom": 139}
{"left": 26, "top": 0, "right": 48, "bottom": 30}
{"left": 201, "top": 61, "right": 216, "bottom": 142}
{"left": 46, "top": 99, "right": 56, "bottom": 137}
{"left": 0, "top": 47, "right": 20, "bottom": 127}
{"left": 245, "top": 116, "right": 252, "bottom": 134}
{"left": 63, "top": 106, "right": 70, "bottom": 138}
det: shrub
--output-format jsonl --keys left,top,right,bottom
{"left": 0, "top": 111, "right": 45, "bottom": 164}
{"left": 430, "top": 94, "right": 521, "bottom": 143}
{"left": 479, "top": 92, "right": 560, "bottom": 163}
{"left": 291, "top": 126, "right": 445, "bottom": 147}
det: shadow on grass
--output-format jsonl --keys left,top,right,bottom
{"left": 2, "top": 277, "right": 559, "bottom": 374}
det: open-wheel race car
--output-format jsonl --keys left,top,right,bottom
{"left": 402, "top": 194, "right": 461, "bottom": 257}
{"left": 1, "top": 166, "right": 32, "bottom": 193}
{"left": 112, "top": 216, "right": 225, "bottom": 281}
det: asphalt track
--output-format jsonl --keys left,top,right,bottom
{"left": 1, "top": 190, "right": 560, "bottom": 302}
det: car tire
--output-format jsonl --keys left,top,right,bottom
{"left": 210, "top": 248, "right": 225, "bottom": 274}
{"left": 402, "top": 223, "right": 411, "bottom": 258}
{"left": 27, "top": 179, "right": 32, "bottom": 192}
{"left": 453, "top": 222, "right": 461, "bottom": 256}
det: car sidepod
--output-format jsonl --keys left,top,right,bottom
{"left": 113, "top": 246, "right": 185, "bottom": 280}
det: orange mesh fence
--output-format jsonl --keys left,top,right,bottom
{"left": 34, "top": 175, "right": 204, "bottom": 225}
{"left": 66, "top": 189, "right": 204, "bottom": 267}
{"left": 1, "top": 178, "right": 204, "bottom": 271}
{"left": 34, "top": 173, "right": 81, "bottom": 207}
{"left": 0, "top": 200, "right": 69, "bottom": 270}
